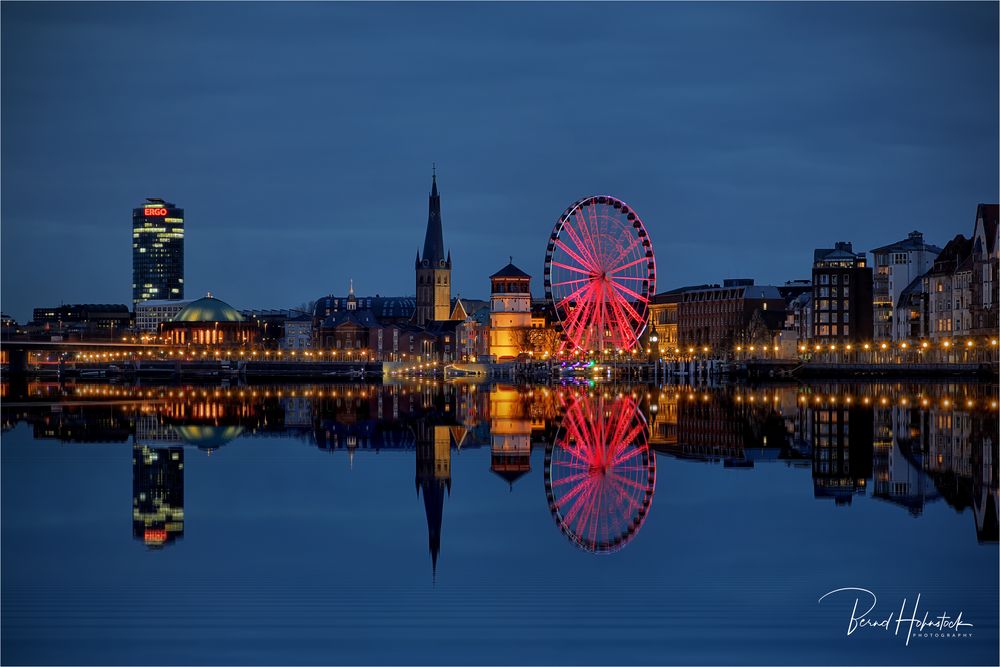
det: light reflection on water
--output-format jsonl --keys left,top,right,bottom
{"left": 1, "top": 380, "right": 998, "bottom": 665}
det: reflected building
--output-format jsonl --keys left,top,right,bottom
{"left": 655, "top": 390, "right": 794, "bottom": 467}
{"left": 489, "top": 386, "right": 532, "bottom": 489}
{"left": 30, "top": 405, "right": 132, "bottom": 443}
{"left": 416, "top": 423, "right": 452, "bottom": 578}
{"left": 132, "top": 444, "right": 184, "bottom": 548}
{"left": 811, "top": 401, "right": 873, "bottom": 505}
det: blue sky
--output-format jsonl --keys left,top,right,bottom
{"left": 2, "top": 1, "right": 997, "bottom": 321}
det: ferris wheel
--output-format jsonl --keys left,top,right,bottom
{"left": 544, "top": 195, "right": 656, "bottom": 354}
{"left": 544, "top": 393, "right": 656, "bottom": 554}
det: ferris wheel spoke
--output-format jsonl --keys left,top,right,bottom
{"left": 551, "top": 277, "right": 595, "bottom": 288}
{"left": 561, "top": 476, "right": 600, "bottom": 526}
{"left": 608, "top": 236, "right": 645, "bottom": 271}
{"left": 610, "top": 443, "right": 645, "bottom": 468}
{"left": 607, "top": 469, "right": 651, "bottom": 494}
{"left": 550, "top": 261, "right": 595, "bottom": 278}
{"left": 554, "top": 239, "right": 599, "bottom": 275}
{"left": 574, "top": 208, "right": 607, "bottom": 271}
{"left": 605, "top": 476, "right": 644, "bottom": 512}
{"left": 584, "top": 209, "right": 610, "bottom": 267}
{"left": 607, "top": 408, "right": 638, "bottom": 450}
{"left": 607, "top": 417, "right": 638, "bottom": 461}
{"left": 605, "top": 292, "right": 641, "bottom": 349}
{"left": 608, "top": 284, "right": 649, "bottom": 328}
{"left": 559, "top": 285, "right": 599, "bottom": 348}
{"left": 615, "top": 422, "right": 647, "bottom": 455}
{"left": 612, "top": 275, "right": 654, "bottom": 282}
{"left": 609, "top": 279, "right": 650, "bottom": 307}
{"left": 552, "top": 470, "right": 596, "bottom": 486}
{"left": 587, "top": 480, "right": 607, "bottom": 547}
{"left": 554, "top": 284, "right": 598, "bottom": 333}
{"left": 609, "top": 255, "right": 649, "bottom": 276}
{"left": 561, "top": 217, "right": 604, "bottom": 272}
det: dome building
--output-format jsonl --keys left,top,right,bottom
{"left": 160, "top": 293, "right": 259, "bottom": 347}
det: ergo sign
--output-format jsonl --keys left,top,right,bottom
{"left": 144, "top": 207, "right": 168, "bottom": 216}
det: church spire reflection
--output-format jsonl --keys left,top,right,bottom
{"left": 415, "top": 423, "right": 451, "bottom": 579}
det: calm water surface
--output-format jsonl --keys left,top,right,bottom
{"left": 2, "top": 380, "right": 997, "bottom": 665}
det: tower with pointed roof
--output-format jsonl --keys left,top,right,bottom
{"left": 416, "top": 423, "right": 452, "bottom": 580}
{"left": 415, "top": 169, "right": 452, "bottom": 326}
{"left": 489, "top": 259, "right": 532, "bottom": 360}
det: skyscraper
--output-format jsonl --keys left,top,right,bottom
{"left": 132, "top": 197, "right": 184, "bottom": 309}
{"left": 414, "top": 171, "right": 451, "bottom": 326}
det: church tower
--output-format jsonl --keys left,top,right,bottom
{"left": 415, "top": 169, "right": 452, "bottom": 326}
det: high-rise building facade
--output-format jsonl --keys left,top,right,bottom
{"left": 132, "top": 198, "right": 184, "bottom": 309}
{"left": 414, "top": 173, "right": 451, "bottom": 326}
{"left": 869, "top": 231, "right": 940, "bottom": 341}
{"left": 810, "top": 242, "right": 873, "bottom": 344}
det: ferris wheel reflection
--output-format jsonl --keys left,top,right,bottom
{"left": 544, "top": 393, "right": 656, "bottom": 554}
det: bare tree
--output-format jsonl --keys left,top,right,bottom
{"left": 737, "top": 309, "right": 773, "bottom": 353}
{"left": 510, "top": 327, "right": 534, "bottom": 356}
{"left": 529, "top": 327, "right": 561, "bottom": 357}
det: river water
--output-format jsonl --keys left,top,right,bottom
{"left": 2, "top": 380, "right": 997, "bottom": 665}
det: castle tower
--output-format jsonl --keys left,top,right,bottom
{"left": 415, "top": 169, "right": 452, "bottom": 326}
{"left": 489, "top": 259, "right": 532, "bottom": 361}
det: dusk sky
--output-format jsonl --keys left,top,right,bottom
{"left": 2, "top": 1, "right": 997, "bottom": 322}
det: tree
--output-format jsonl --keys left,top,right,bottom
{"left": 737, "top": 309, "right": 773, "bottom": 355}
{"left": 529, "top": 327, "right": 562, "bottom": 357}
{"left": 510, "top": 327, "right": 534, "bottom": 356}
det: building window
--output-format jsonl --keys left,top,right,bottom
{"left": 819, "top": 274, "right": 829, "bottom": 285}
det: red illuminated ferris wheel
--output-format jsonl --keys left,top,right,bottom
{"left": 544, "top": 394, "right": 656, "bottom": 554}
{"left": 544, "top": 195, "right": 656, "bottom": 354}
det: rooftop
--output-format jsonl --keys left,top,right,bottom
{"left": 172, "top": 295, "right": 245, "bottom": 323}
{"left": 870, "top": 230, "right": 942, "bottom": 255}
{"left": 490, "top": 262, "right": 531, "bottom": 279}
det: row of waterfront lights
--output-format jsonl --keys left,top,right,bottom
{"left": 33, "top": 384, "right": 1000, "bottom": 412}
{"left": 797, "top": 338, "right": 999, "bottom": 353}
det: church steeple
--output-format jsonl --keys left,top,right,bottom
{"left": 420, "top": 168, "right": 447, "bottom": 268}
{"left": 414, "top": 167, "right": 453, "bottom": 326}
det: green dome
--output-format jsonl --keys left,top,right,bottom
{"left": 175, "top": 425, "right": 244, "bottom": 450}
{"left": 173, "top": 295, "right": 244, "bottom": 323}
